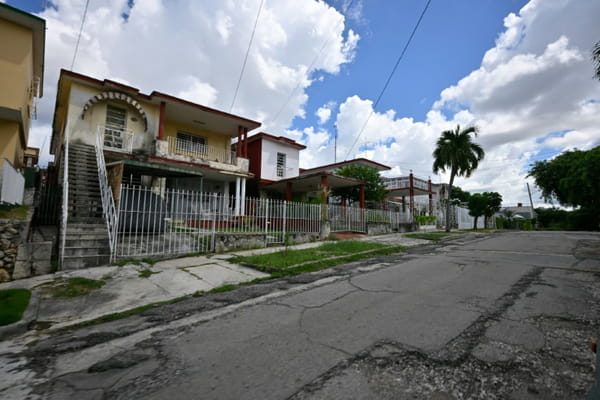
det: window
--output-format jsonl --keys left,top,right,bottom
{"left": 276, "top": 152, "right": 286, "bottom": 177}
{"left": 104, "top": 105, "right": 127, "bottom": 148}
{"left": 176, "top": 131, "right": 207, "bottom": 154}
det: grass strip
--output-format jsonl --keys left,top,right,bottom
{"left": 51, "top": 277, "right": 105, "bottom": 297}
{"left": 0, "top": 289, "right": 31, "bottom": 326}
{"left": 230, "top": 240, "right": 388, "bottom": 270}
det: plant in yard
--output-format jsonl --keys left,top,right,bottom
{"left": 483, "top": 192, "right": 503, "bottom": 228}
{"left": 467, "top": 193, "right": 488, "bottom": 229}
{"left": 332, "top": 165, "right": 388, "bottom": 204}
{"left": 0, "top": 289, "right": 31, "bottom": 325}
{"left": 433, "top": 124, "right": 485, "bottom": 232}
{"left": 51, "top": 277, "right": 105, "bottom": 297}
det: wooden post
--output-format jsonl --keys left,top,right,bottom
{"left": 409, "top": 171, "right": 415, "bottom": 219}
{"left": 158, "top": 101, "right": 166, "bottom": 140}
{"left": 286, "top": 182, "right": 293, "bottom": 201}
{"left": 359, "top": 184, "right": 365, "bottom": 209}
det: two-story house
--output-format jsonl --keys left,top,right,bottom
{"left": 0, "top": 3, "right": 45, "bottom": 203}
{"left": 50, "top": 69, "right": 260, "bottom": 268}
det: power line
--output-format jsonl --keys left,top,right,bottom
{"left": 70, "top": 0, "right": 90, "bottom": 70}
{"left": 344, "top": 0, "right": 433, "bottom": 160}
{"left": 230, "top": 0, "right": 264, "bottom": 112}
{"left": 271, "top": 0, "right": 355, "bottom": 124}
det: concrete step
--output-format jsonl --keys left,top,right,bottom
{"left": 65, "top": 235, "right": 109, "bottom": 245}
{"left": 68, "top": 217, "right": 106, "bottom": 224}
{"left": 66, "top": 225, "right": 109, "bottom": 234}
{"left": 64, "top": 245, "right": 110, "bottom": 258}
{"left": 61, "top": 254, "right": 111, "bottom": 270}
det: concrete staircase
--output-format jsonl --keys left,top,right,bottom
{"left": 62, "top": 143, "right": 111, "bottom": 269}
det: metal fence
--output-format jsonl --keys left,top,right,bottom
{"left": 113, "top": 186, "right": 324, "bottom": 259}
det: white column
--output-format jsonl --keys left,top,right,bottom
{"left": 234, "top": 177, "right": 241, "bottom": 216}
{"left": 240, "top": 178, "right": 246, "bottom": 215}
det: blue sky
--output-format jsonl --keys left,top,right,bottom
{"left": 6, "top": 0, "right": 600, "bottom": 205}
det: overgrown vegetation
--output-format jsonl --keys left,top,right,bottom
{"left": 51, "top": 277, "right": 106, "bottom": 297}
{"left": 0, "top": 289, "right": 31, "bottom": 325}
{"left": 139, "top": 269, "right": 160, "bottom": 278}
{"left": 0, "top": 204, "right": 29, "bottom": 220}
{"left": 528, "top": 146, "right": 600, "bottom": 231}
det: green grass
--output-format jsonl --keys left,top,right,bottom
{"left": 51, "top": 277, "right": 106, "bottom": 297}
{"left": 231, "top": 240, "right": 389, "bottom": 270}
{"left": 0, "top": 289, "right": 31, "bottom": 325}
{"left": 139, "top": 269, "right": 160, "bottom": 278}
{"left": 405, "top": 232, "right": 457, "bottom": 241}
{"left": 0, "top": 204, "right": 29, "bottom": 220}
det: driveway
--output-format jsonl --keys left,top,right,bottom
{"left": 2, "top": 231, "right": 599, "bottom": 399}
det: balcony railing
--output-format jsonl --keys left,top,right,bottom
{"left": 167, "top": 136, "right": 237, "bottom": 165}
{"left": 99, "top": 125, "right": 134, "bottom": 153}
{"left": 385, "top": 176, "right": 429, "bottom": 191}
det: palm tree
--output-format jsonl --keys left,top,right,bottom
{"left": 593, "top": 40, "right": 600, "bottom": 80}
{"left": 432, "top": 124, "right": 485, "bottom": 232}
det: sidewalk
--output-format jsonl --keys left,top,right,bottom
{"left": 0, "top": 233, "right": 429, "bottom": 338}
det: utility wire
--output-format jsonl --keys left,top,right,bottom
{"left": 344, "top": 0, "right": 432, "bottom": 160}
{"left": 271, "top": 0, "right": 355, "bottom": 124}
{"left": 230, "top": 0, "right": 264, "bottom": 112}
{"left": 70, "top": 0, "right": 90, "bottom": 70}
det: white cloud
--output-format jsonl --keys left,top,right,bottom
{"left": 31, "top": 0, "right": 359, "bottom": 164}
{"left": 315, "top": 103, "right": 333, "bottom": 124}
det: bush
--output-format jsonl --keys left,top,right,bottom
{"left": 495, "top": 217, "right": 504, "bottom": 229}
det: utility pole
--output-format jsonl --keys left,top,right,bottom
{"left": 334, "top": 123, "right": 337, "bottom": 163}
{"left": 527, "top": 182, "right": 537, "bottom": 227}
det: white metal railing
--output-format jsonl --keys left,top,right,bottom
{"left": 95, "top": 130, "right": 119, "bottom": 262}
{"left": 167, "top": 136, "right": 237, "bottom": 165}
{"left": 0, "top": 159, "right": 25, "bottom": 204}
{"left": 384, "top": 176, "right": 429, "bottom": 191}
{"left": 99, "top": 125, "right": 134, "bottom": 153}
{"left": 59, "top": 132, "right": 70, "bottom": 268}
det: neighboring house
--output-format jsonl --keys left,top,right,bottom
{"left": 248, "top": 141, "right": 383, "bottom": 206}
{"left": 23, "top": 146, "right": 39, "bottom": 167}
{"left": 0, "top": 3, "right": 45, "bottom": 203}
{"left": 50, "top": 69, "right": 261, "bottom": 268}
{"left": 499, "top": 203, "right": 535, "bottom": 219}
{"left": 384, "top": 172, "right": 436, "bottom": 216}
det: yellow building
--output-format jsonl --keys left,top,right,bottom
{"left": 0, "top": 3, "right": 45, "bottom": 169}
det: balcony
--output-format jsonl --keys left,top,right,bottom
{"left": 166, "top": 136, "right": 237, "bottom": 165}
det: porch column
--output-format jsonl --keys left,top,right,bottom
{"left": 286, "top": 182, "right": 293, "bottom": 202}
{"left": 158, "top": 101, "right": 166, "bottom": 140}
{"left": 409, "top": 171, "right": 415, "bottom": 219}
{"left": 235, "top": 177, "right": 241, "bottom": 216}
{"left": 359, "top": 184, "right": 365, "bottom": 209}
{"left": 236, "top": 126, "right": 243, "bottom": 157}
{"left": 402, "top": 196, "right": 406, "bottom": 213}
{"left": 241, "top": 178, "right": 246, "bottom": 215}
{"left": 341, "top": 197, "right": 347, "bottom": 217}
{"left": 243, "top": 127, "right": 249, "bottom": 157}
{"left": 428, "top": 177, "right": 433, "bottom": 215}
{"left": 320, "top": 175, "right": 328, "bottom": 204}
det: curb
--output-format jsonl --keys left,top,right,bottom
{"left": 0, "top": 289, "right": 40, "bottom": 341}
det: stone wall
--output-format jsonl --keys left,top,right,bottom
{"left": 0, "top": 219, "right": 28, "bottom": 282}
{"left": 0, "top": 213, "right": 53, "bottom": 282}
{"left": 214, "top": 231, "right": 320, "bottom": 253}
{"left": 366, "top": 222, "right": 394, "bottom": 235}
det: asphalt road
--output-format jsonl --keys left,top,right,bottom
{"left": 3, "top": 231, "right": 600, "bottom": 399}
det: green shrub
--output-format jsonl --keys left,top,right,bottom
{"left": 495, "top": 217, "right": 504, "bottom": 229}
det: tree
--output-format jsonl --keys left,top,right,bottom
{"left": 593, "top": 40, "right": 600, "bottom": 80}
{"left": 483, "top": 191, "right": 502, "bottom": 228}
{"left": 332, "top": 165, "right": 387, "bottom": 203}
{"left": 451, "top": 187, "right": 471, "bottom": 204}
{"left": 432, "top": 125, "right": 485, "bottom": 232}
{"left": 528, "top": 146, "right": 600, "bottom": 212}
{"left": 467, "top": 193, "right": 487, "bottom": 229}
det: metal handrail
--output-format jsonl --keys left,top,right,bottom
{"left": 95, "top": 129, "right": 119, "bottom": 262}
{"left": 59, "top": 132, "right": 69, "bottom": 268}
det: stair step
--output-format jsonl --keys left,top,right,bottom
{"left": 68, "top": 217, "right": 106, "bottom": 223}
{"left": 61, "top": 254, "right": 111, "bottom": 270}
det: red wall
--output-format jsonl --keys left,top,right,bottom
{"left": 247, "top": 139, "right": 262, "bottom": 179}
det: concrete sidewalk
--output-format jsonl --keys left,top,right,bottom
{"left": 0, "top": 233, "right": 429, "bottom": 338}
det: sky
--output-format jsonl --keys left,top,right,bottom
{"left": 6, "top": 0, "right": 600, "bottom": 206}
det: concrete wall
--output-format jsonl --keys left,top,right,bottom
{"left": 214, "top": 231, "right": 320, "bottom": 253}
{"left": 260, "top": 139, "right": 300, "bottom": 181}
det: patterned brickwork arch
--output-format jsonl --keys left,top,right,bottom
{"left": 81, "top": 91, "right": 148, "bottom": 131}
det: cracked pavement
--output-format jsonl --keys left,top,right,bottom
{"left": 1, "top": 231, "right": 599, "bottom": 399}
